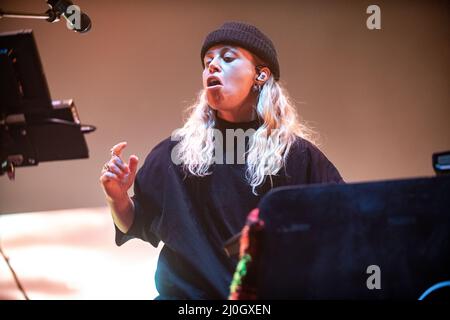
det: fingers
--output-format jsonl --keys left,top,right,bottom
{"left": 110, "top": 142, "right": 127, "bottom": 158}
{"left": 107, "top": 162, "right": 126, "bottom": 178}
{"left": 105, "top": 142, "right": 129, "bottom": 176}
{"left": 99, "top": 170, "right": 119, "bottom": 184}
{"left": 128, "top": 155, "right": 139, "bottom": 176}
{"left": 109, "top": 142, "right": 131, "bottom": 171}
{"left": 101, "top": 142, "right": 138, "bottom": 183}
{"left": 112, "top": 156, "right": 130, "bottom": 174}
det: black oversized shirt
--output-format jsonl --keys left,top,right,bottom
{"left": 115, "top": 117, "right": 344, "bottom": 299}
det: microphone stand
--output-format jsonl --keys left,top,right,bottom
{"left": 0, "top": 8, "right": 61, "bottom": 23}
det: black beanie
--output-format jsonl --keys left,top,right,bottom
{"left": 201, "top": 21, "right": 280, "bottom": 81}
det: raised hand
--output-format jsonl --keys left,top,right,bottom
{"left": 99, "top": 142, "right": 139, "bottom": 202}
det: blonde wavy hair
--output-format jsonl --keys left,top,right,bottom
{"left": 173, "top": 74, "right": 317, "bottom": 194}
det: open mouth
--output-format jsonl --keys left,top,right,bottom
{"left": 207, "top": 76, "right": 223, "bottom": 87}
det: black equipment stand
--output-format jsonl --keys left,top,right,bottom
{"left": 0, "top": 30, "right": 95, "bottom": 180}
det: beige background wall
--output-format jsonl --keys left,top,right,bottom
{"left": 1, "top": 0, "right": 449, "bottom": 214}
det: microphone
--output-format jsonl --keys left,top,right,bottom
{"left": 46, "top": 0, "right": 92, "bottom": 33}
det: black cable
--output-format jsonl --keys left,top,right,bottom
{"left": 0, "top": 238, "right": 29, "bottom": 300}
